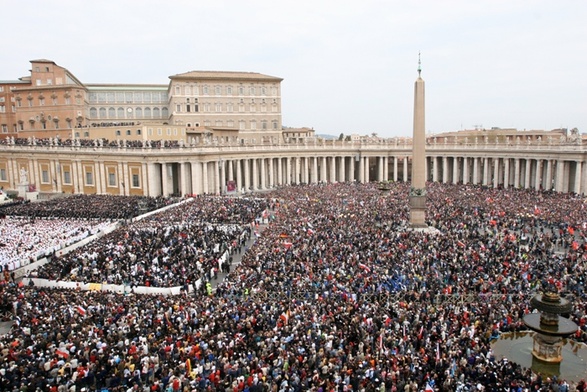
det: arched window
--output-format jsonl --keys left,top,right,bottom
{"left": 108, "top": 107, "right": 116, "bottom": 118}
{"left": 153, "top": 107, "right": 160, "bottom": 118}
{"left": 144, "top": 107, "right": 151, "bottom": 118}
{"left": 126, "top": 129, "right": 131, "bottom": 135}
{"left": 117, "top": 107, "right": 125, "bottom": 118}
{"left": 116, "top": 130, "right": 121, "bottom": 136}
{"left": 135, "top": 108, "right": 142, "bottom": 118}
{"left": 99, "top": 107, "right": 106, "bottom": 118}
{"left": 90, "top": 107, "right": 98, "bottom": 118}
{"left": 161, "top": 107, "right": 169, "bottom": 118}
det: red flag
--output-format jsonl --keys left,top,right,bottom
{"left": 77, "top": 306, "right": 86, "bottom": 316}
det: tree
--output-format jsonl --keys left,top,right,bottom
{"left": 338, "top": 133, "right": 344, "bottom": 141}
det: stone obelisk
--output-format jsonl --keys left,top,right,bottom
{"left": 410, "top": 54, "right": 427, "bottom": 227}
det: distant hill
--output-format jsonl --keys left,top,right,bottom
{"left": 317, "top": 134, "right": 338, "bottom": 140}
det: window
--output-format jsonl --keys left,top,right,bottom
{"left": 108, "top": 172, "right": 116, "bottom": 186}
{"left": 137, "top": 129, "right": 141, "bottom": 135}
{"left": 215, "top": 86, "right": 221, "bottom": 95}
{"left": 126, "top": 130, "right": 131, "bottom": 136}
{"left": 193, "top": 86, "right": 199, "bottom": 95}
{"left": 132, "top": 174, "right": 140, "bottom": 188}
{"left": 176, "top": 104, "right": 181, "bottom": 112}
{"left": 66, "top": 119, "right": 72, "bottom": 128}
{"left": 0, "top": 107, "right": 4, "bottom": 113}
{"left": 47, "top": 79, "right": 52, "bottom": 85}
{"left": 261, "top": 87, "right": 266, "bottom": 95}
{"left": 215, "top": 103, "right": 222, "bottom": 112}
{"left": 83, "top": 131, "right": 89, "bottom": 137}
{"left": 0, "top": 87, "right": 3, "bottom": 92}
{"left": 74, "top": 132, "right": 79, "bottom": 138}
{"left": 85, "top": 171, "right": 94, "bottom": 185}
{"left": 108, "top": 107, "right": 115, "bottom": 118}
{"left": 148, "top": 128, "right": 153, "bottom": 136}
{"left": 226, "top": 86, "right": 232, "bottom": 95}
{"left": 272, "top": 120, "right": 278, "bottom": 130}
{"left": 0, "top": 169, "right": 6, "bottom": 181}
{"left": 157, "top": 128, "right": 162, "bottom": 136}
{"left": 239, "top": 120, "right": 245, "bottom": 130}
{"left": 175, "top": 86, "right": 181, "bottom": 95}
{"left": 52, "top": 97, "right": 58, "bottom": 105}
{"left": 262, "top": 120, "right": 267, "bottom": 130}
{"left": 36, "top": 79, "right": 41, "bottom": 86}
{"left": 166, "top": 128, "right": 171, "bottom": 136}
{"left": 39, "top": 97, "right": 45, "bottom": 106}
{"left": 186, "top": 105, "right": 190, "bottom": 113}
{"left": 28, "top": 99, "right": 33, "bottom": 107}
{"left": 41, "top": 170, "right": 49, "bottom": 183}
{"left": 184, "top": 86, "right": 191, "bottom": 95}
{"left": 117, "top": 107, "right": 124, "bottom": 118}
{"left": 65, "top": 97, "right": 70, "bottom": 105}
{"left": 215, "top": 120, "right": 222, "bottom": 127}
{"left": 99, "top": 108, "right": 106, "bottom": 118}
{"left": 116, "top": 130, "right": 121, "bottom": 136}
{"left": 238, "top": 86, "right": 244, "bottom": 95}
{"left": 250, "top": 120, "right": 256, "bottom": 130}
{"left": 239, "top": 103, "right": 244, "bottom": 112}
{"left": 227, "top": 120, "right": 234, "bottom": 127}
{"left": 203, "top": 86, "right": 209, "bottom": 95}
{"left": 1, "top": 124, "right": 7, "bottom": 133}
{"left": 63, "top": 171, "right": 71, "bottom": 184}
{"left": 227, "top": 103, "right": 233, "bottom": 112}
{"left": 249, "top": 86, "right": 255, "bottom": 95}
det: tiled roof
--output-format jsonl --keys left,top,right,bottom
{"left": 170, "top": 70, "right": 282, "bottom": 82}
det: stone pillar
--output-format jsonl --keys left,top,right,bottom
{"left": 122, "top": 162, "right": 130, "bottom": 196}
{"left": 321, "top": 157, "right": 328, "bottom": 183}
{"left": 442, "top": 157, "right": 449, "bottom": 184}
{"left": 453, "top": 157, "right": 459, "bottom": 184}
{"left": 180, "top": 162, "right": 188, "bottom": 196}
{"left": 493, "top": 158, "right": 499, "bottom": 188}
{"left": 260, "top": 158, "right": 267, "bottom": 189}
{"left": 535, "top": 160, "right": 543, "bottom": 190}
{"left": 269, "top": 158, "right": 275, "bottom": 188}
{"left": 243, "top": 159, "right": 250, "bottom": 193}
{"left": 524, "top": 159, "right": 532, "bottom": 189}
{"left": 473, "top": 157, "right": 479, "bottom": 185}
{"left": 482, "top": 158, "right": 490, "bottom": 186}
{"left": 513, "top": 158, "right": 520, "bottom": 188}
{"left": 364, "top": 157, "right": 370, "bottom": 183}
{"left": 277, "top": 158, "right": 283, "bottom": 186}
{"left": 340, "top": 157, "right": 346, "bottom": 182}
{"left": 312, "top": 157, "right": 318, "bottom": 184}
{"left": 555, "top": 160, "right": 565, "bottom": 192}
{"left": 252, "top": 158, "right": 258, "bottom": 190}
{"left": 161, "top": 162, "right": 168, "bottom": 196}
{"left": 202, "top": 162, "right": 210, "bottom": 194}
{"left": 403, "top": 158, "right": 409, "bottom": 182}
{"left": 349, "top": 156, "right": 355, "bottom": 182}
{"left": 503, "top": 159, "right": 510, "bottom": 188}
{"left": 432, "top": 157, "right": 439, "bottom": 182}
{"left": 574, "top": 161, "right": 582, "bottom": 194}
{"left": 236, "top": 160, "right": 242, "bottom": 193}
{"left": 545, "top": 160, "right": 553, "bottom": 191}
{"left": 393, "top": 156, "right": 398, "bottom": 182}
{"left": 462, "top": 157, "right": 469, "bottom": 185}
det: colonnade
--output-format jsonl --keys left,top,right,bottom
{"left": 429, "top": 155, "right": 586, "bottom": 193}
{"left": 2, "top": 144, "right": 587, "bottom": 197}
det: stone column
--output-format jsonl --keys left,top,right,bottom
{"left": 535, "top": 160, "right": 543, "bottom": 190}
{"left": 482, "top": 158, "right": 490, "bottom": 186}
{"left": 236, "top": 160, "right": 242, "bottom": 193}
{"left": 514, "top": 158, "right": 520, "bottom": 188}
{"left": 243, "top": 159, "right": 250, "bottom": 193}
{"left": 364, "top": 157, "right": 370, "bottom": 183}
{"left": 202, "top": 162, "right": 210, "bottom": 194}
{"left": 286, "top": 157, "right": 292, "bottom": 185}
{"left": 545, "top": 160, "right": 553, "bottom": 191}
{"left": 260, "top": 158, "right": 267, "bottom": 189}
{"left": 321, "top": 157, "right": 328, "bottom": 183}
{"left": 181, "top": 162, "right": 189, "bottom": 196}
{"left": 493, "top": 158, "right": 499, "bottom": 188}
{"left": 442, "top": 157, "right": 449, "bottom": 183}
{"left": 473, "top": 157, "right": 479, "bottom": 185}
{"left": 453, "top": 157, "right": 459, "bottom": 184}
{"left": 50, "top": 159, "right": 58, "bottom": 192}
{"left": 349, "top": 156, "right": 355, "bottom": 182}
{"left": 252, "top": 158, "right": 258, "bottom": 190}
{"left": 160, "top": 162, "right": 168, "bottom": 196}
{"left": 555, "top": 160, "right": 565, "bottom": 192}
{"left": 524, "top": 159, "right": 532, "bottom": 189}
{"left": 393, "top": 156, "right": 398, "bottom": 182}
{"left": 503, "top": 159, "right": 510, "bottom": 188}
{"left": 574, "top": 161, "right": 582, "bottom": 194}
{"left": 403, "top": 157, "right": 409, "bottom": 182}
{"left": 269, "top": 158, "right": 275, "bottom": 188}
{"left": 311, "top": 157, "right": 318, "bottom": 183}
{"left": 462, "top": 157, "right": 469, "bottom": 185}
{"left": 148, "top": 162, "right": 158, "bottom": 196}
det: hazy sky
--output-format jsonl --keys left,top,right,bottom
{"left": 2, "top": 0, "right": 586, "bottom": 137}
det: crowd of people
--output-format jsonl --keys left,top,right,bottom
{"left": 0, "top": 182, "right": 586, "bottom": 391}
{"left": 2, "top": 195, "right": 176, "bottom": 221}
{"left": 34, "top": 196, "right": 268, "bottom": 288}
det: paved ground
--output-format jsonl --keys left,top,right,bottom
{"left": 0, "top": 320, "right": 13, "bottom": 337}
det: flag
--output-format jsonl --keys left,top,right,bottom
{"left": 185, "top": 358, "right": 191, "bottom": 375}
{"left": 77, "top": 306, "right": 86, "bottom": 316}
{"left": 55, "top": 348, "right": 69, "bottom": 358}
{"left": 358, "top": 263, "right": 371, "bottom": 273}
{"left": 425, "top": 383, "right": 434, "bottom": 392}
{"left": 307, "top": 228, "right": 314, "bottom": 235}
{"left": 534, "top": 205, "right": 541, "bottom": 215}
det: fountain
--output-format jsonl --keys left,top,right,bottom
{"left": 490, "top": 289, "right": 587, "bottom": 382}
{"left": 523, "top": 290, "right": 578, "bottom": 363}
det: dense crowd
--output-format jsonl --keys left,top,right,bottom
{"left": 2, "top": 195, "right": 177, "bottom": 220}
{"left": 0, "top": 183, "right": 586, "bottom": 391}
{"left": 34, "top": 196, "right": 268, "bottom": 288}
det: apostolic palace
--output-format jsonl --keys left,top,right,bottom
{"left": 0, "top": 59, "right": 584, "bottom": 199}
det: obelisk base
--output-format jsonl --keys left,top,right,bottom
{"left": 409, "top": 195, "right": 427, "bottom": 228}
